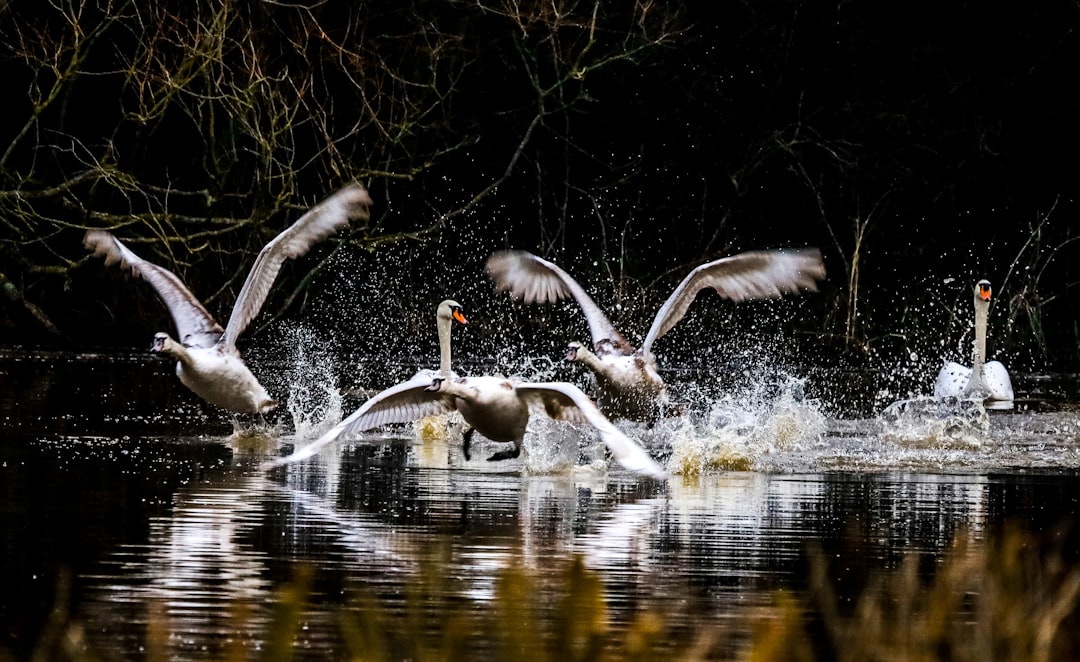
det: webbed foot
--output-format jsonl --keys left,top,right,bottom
{"left": 462, "top": 427, "right": 475, "bottom": 461}
{"left": 486, "top": 444, "right": 521, "bottom": 462}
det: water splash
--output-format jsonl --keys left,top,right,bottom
{"left": 228, "top": 422, "right": 282, "bottom": 451}
{"left": 666, "top": 373, "right": 827, "bottom": 475}
{"left": 878, "top": 395, "right": 989, "bottom": 448}
{"left": 284, "top": 325, "right": 344, "bottom": 439}
{"left": 523, "top": 418, "right": 599, "bottom": 476}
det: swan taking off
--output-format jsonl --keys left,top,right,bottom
{"left": 263, "top": 298, "right": 466, "bottom": 455}
{"left": 264, "top": 374, "right": 666, "bottom": 479}
{"left": 486, "top": 249, "right": 826, "bottom": 422}
{"left": 84, "top": 183, "right": 373, "bottom": 414}
{"left": 933, "top": 279, "right": 1014, "bottom": 403}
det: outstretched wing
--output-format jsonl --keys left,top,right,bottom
{"left": 641, "top": 249, "right": 826, "bottom": 353}
{"left": 517, "top": 381, "right": 667, "bottom": 479}
{"left": 261, "top": 374, "right": 454, "bottom": 468}
{"left": 84, "top": 231, "right": 224, "bottom": 349}
{"left": 222, "top": 183, "right": 373, "bottom": 349}
{"left": 487, "top": 250, "right": 632, "bottom": 353}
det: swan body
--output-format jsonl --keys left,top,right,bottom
{"left": 265, "top": 373, "right": 666, "bottom": 479}
{"left": 487, "top": 249, "right": 827, "bottom": 421}
{"left": 933, "top": 279, "right": 1014, "bottom": 403}
{"left": 154, "top": 332, "right": 276, "bottom": 413}
{"left": 85, "top": 183, "right": 373, "bottom": 414}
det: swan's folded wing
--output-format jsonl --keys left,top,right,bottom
{"left": 222, "top": 183, "right": 373, "bottom": 348}
{"left": 487, "top": 250, "right": 630, "bottom": 351}
{"left": 84, "top": 230, "right": 224, "bottom": 349}
{"left": 982, "top": 361, "right": 1014, "bottom": 402}
{"left": 261, "top": 375, "right": 454, "bottom": 469}
{"left": 518, "top": 381, "right": 667, "bottom": 479}
{"left": 642, "top": 249, "right": 826, "bottom": 353}
{"left": 933, "top": 361, "right": 971, "bottom": 398}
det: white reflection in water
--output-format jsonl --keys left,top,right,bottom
{"left": 148, "top": 476, "right": 270, "bottom": 599}
{"left": 69, "top": 386, "right": 1079, "bottom": 659}
{"left": 10, "top": 354, "right": 1080, "bottom": 659}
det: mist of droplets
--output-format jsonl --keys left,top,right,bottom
{"left": 283, "top": 325, "right": 345, "bottom": 439}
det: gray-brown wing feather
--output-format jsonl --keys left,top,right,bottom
{"left": 261, "top": 375, "right": 454, "bottom": 469}
{"left": 335, "top": 377, "right": 453, "bottom": 440}
{"left": 517, "top": 381, "right": 666, "bottom": 478}
{"left": 641, "top": 249, "right": 825, "bottom": 353}
{"left": 520, "top": 384, "right": 591, "bottom": 424}
{"left": 487, "top": 250, "right": 629, "bottom": 351}
{"left": 222, "top": 183, "right": 373, "bottom": 348}
{"left": 84, "top": 230, "right": 224, "bottom": 349}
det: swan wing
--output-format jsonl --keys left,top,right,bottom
{"left": 487, "top": 250, "right": 630, "bottom": 352}
{"left": 933, "top": 361, "right": 971, "bottom": 398}
{"left": 981, "top": 361, "right": 1014, "bottom": 401}
{"left": 222, "top": 183, "right": 373, "bottom": 349}
{"left": 517, "top": 381, "right": 667, "bottom": 479}
{"left": 641, "top": 249, "right": 826, "bottom": 353}
{"left": 84, "top": 231, "right": 224, "bottom": 349}
{"left": 261, "top": 375, "right": 453, "bottom": 468}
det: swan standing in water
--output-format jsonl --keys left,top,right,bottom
{"left": 265, "top": 373, "right": 666, "bottom": 478}
{"left": 84, "top": 183, "right": 373, "bottom": 414}
{"left": 486, "top": 249, "right": 826, "bottom": 422}
{"left": 933, "top": 279, "right": 1014, "bottom": 403}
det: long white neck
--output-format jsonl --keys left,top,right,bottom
{"left": 973, "top": 300, "right": 988, "bottom": 370}
{"left": 966, "top": 296, "right": 989, "bottom": 395}
{"left": 438, "top": 314, "right": 453, "bottom": 377}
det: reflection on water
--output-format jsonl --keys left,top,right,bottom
{"left": 1, "top": 352, "right": 1079, "bottom": 658}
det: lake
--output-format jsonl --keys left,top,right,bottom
{"left": 2, "top": 349, "right": 1079, "bottom": 659}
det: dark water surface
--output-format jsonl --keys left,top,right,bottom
{"left": 2, "top": 351, "right": 1080, "bottom": 659}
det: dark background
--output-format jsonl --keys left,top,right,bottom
{"left": 1, "top": 1, "right": 1077, "bottom": 392}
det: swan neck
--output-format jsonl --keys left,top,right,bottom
{"left": 574, "top": 345, "right": 604, "bottom": 371}
{"left": 972, "top": 299, "right": 988, "bottom": 374}
{"left": 438, "top": 314, "right": 452, "bottom": 377}
{"left": 162, "top": 337, "right": 193, "bottom": 365}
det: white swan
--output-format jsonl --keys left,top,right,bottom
{"left": 933, "top": 279, "right": 1014, "bottom": 403}
{"left": 84, "top": 183, "right": 373, "bottom": 414}
{"left": 264, "top": 374, "right": 666, "bottom": 479}
{"left": 486, "top": 249, "right": 826, "bottom": 421}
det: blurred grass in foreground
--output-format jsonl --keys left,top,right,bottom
{"left": 21, "top": 524, "right": 1080, "bottom": 661}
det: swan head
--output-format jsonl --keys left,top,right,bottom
{"left": 150, "top": 332, "right": 174, "bottom": 353}
{"left": 565, "top": 341, "right": 584, "bottom": 362}
{"left": 975, "top": 279, "right": 992, "bottom": 303}
{"left": 438, "top": 299, "right": 468, "bottom": 326}
{"left": 426, "top": 377, "right": 447, "bottom": 392}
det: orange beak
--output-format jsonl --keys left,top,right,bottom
{"left": 979, "top": 284, "right": 991, "bottom": 302}
{"left": 453, "top": 309, "right": 468, "bottom": 325}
